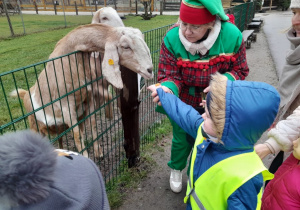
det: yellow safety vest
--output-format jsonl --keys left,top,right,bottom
{"left": 184, "top": 123, "right": 274, "bottom": 210}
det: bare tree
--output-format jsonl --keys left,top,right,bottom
{"left": 139, "top": 0, "right": 156, "bottom": 20}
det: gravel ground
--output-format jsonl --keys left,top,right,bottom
{"left": 114, "top": 13, "right": 281, "bottom": 210}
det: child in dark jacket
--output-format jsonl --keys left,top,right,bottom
{"left": 0, "top": 130, "right": 110, "bottom": 210}
{"left": 148, "top": 73, "right": 280, "bottom": 209}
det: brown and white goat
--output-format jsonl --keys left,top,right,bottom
{"left": 11, "top": 24, "right": 153, "bottom": 158}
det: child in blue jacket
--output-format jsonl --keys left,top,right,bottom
{"left": 148, "top": 73, "right": 280, "bottom": 210}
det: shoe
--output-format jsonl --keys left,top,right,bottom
{"left": 170, "top": 169, "right": 182, "bottom": 193}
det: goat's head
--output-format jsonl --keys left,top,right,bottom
{"left": 102, "top": 27, "right": 153, "bottom": 89}
{"left": 92, "top": 7, "right": 124, "bottom": 27}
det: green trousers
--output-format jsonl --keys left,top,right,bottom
{"left": 167, "top": 117, "right": 193, "bottom": 171}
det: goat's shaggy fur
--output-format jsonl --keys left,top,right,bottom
{"left": 11, "top": 24, "right": 153, "bottom": 158}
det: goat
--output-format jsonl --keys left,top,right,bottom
{"left": 11, "top": 24, "right": 153, "bottom": 158}
{"left": 92, "top": 7, "right": 124, "bottom": 27}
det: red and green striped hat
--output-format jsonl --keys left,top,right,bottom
{"left": 180, "top": 0, "right": 229, "bottom": 25}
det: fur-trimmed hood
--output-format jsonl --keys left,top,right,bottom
{"left": 209, "top": 73, "right": 280, "bottom": 151}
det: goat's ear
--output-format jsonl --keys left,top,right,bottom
{"left": 92, "top": 10, "right": 100, "bottom": 23}
{"left": 102, "top": 42, "right": 123, "bottom": 89}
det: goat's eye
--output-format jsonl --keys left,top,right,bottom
{"left": 122, "top": 46, "right": 131, "bottom": 50}
{"left": 102, "top": 17, "right": 108, "bottom": 20}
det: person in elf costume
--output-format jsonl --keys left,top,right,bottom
{"left": 148, "top": 73, "right": 279, "bottom": 209}
{"left": 156, "top": 0, "right": 249, "bottom": 193}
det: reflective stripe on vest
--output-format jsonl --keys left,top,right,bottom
{"left": 184, "top": 123, "right": 274, "bottom": 210}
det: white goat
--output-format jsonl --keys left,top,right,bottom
{"left": 12, "top": 24, "right": 153, "bottom": 158}
{"left": 92, "top": 7, "right": 125, "bottom": 27}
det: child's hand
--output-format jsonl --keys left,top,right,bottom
{"left": 200, "top": 100, "right": 206, "bottom": 108}
{"left": 147, "top": 84, "right": 173, "bottom": 106}
{"left": 203, "top": 86, "right": 210, "bottom": 93}
{"left": 254, "top": 143, "right": 272, "bottom": 160}
{"left": 199, "top": 86, "right": 210, "bottom": 107}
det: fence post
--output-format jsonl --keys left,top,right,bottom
{"left": 120, "top": 66, "right": 140, "bottom": 168}
{"left": 113, "top": 0, "right": 117, "bottom": 10}
{"left": 135, "top": 0, "right": 138, "bottom": 15}
{"left": 17, "top": 0, "right": 26, "bottom": 35}
{"left": 151, "top": 0, "right": 153, "bottom": 12}
{"left": 33, "top": 1, "right": 38, "bottom": 14}
{"left": 53, "top": 0, "right": 57, "bottom": 15}
{"left": 245, "top": 3, "right": 249, "bottom": 31}
{"left": 75, "top": 1, "right": 78, "bottom": 15}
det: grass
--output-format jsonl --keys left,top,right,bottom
{"left": 106, "top": 118, "right": 172, "bottom": 209}
{"left": 0, "top": 14, "right": 178, "bottom": 72}
{"left": 0, "top": 14, "right": 93, "bottom": 39}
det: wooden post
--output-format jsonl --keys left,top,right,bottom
{"left": 33, "top": 1, "right": 38, "bottom": 14}
{"left": 95, "top": 1, "right": 97, "bottom": 11}
{"left": 151, "top": 0, "right": 153, "bottom": 12}
{"left": 160, "top": 0, "right": 163, "bottom": 15}
{"left": 75, "top": 1, "right": 78, "bottom": 15}
{"left": 120, "top": 66, "right": 140, "bottom": 168}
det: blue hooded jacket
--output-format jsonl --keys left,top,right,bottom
{"left": 157, "top": 78, "right": 280, "bottom": 210}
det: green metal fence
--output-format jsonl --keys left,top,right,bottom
{"left": 0, "top": 24, "right": 172, "bottom": 185}
{"left": 225, "top": 1, "right": 256, "bottom": 31}
{"left": 0, "top": 1, "right": 255, "bottom": 185}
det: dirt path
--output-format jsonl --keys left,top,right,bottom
{"left": 115, "top": 14, "right": 279, "bottom": 210}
